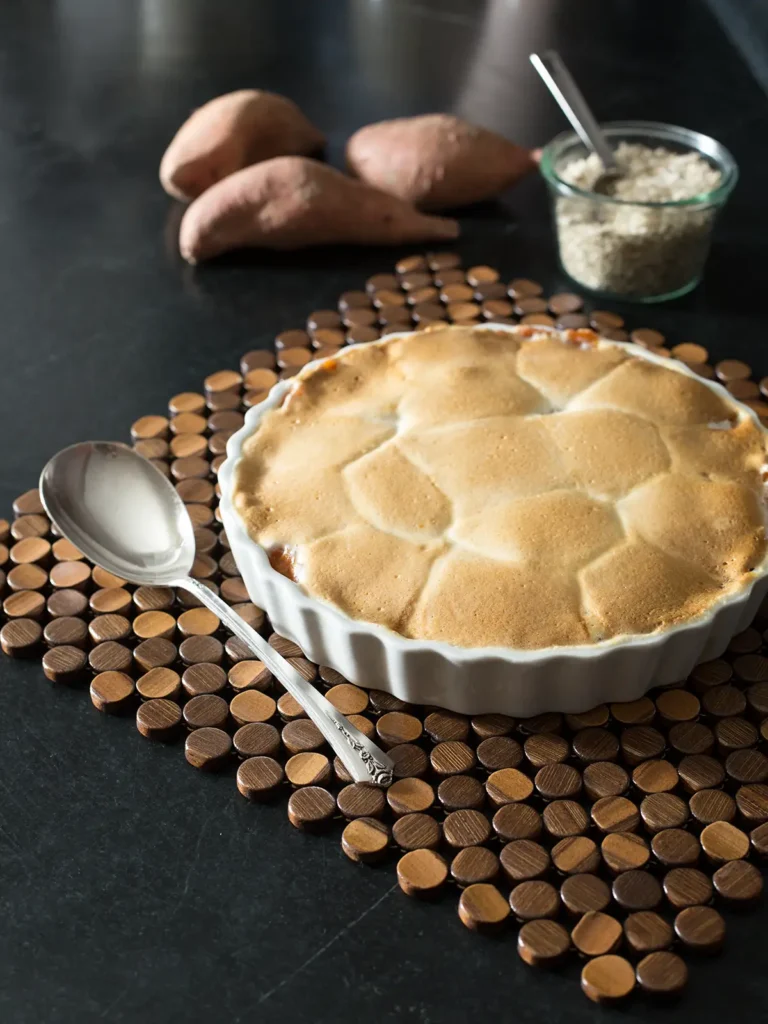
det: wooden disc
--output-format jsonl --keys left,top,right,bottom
{"left": 11, "top": 522, "right": 48, "bottom": 556}
{"left": 376, "top": 711, "right": 422, "bottom": 747}
{"left": 177, "top": 607, "right": 220, "bottom": 636}
{"left": 91, "top": 566, "right": 127, "bottom": 589}
{"left": 590, "top": 795, "right": 640, "bottom": 833}
{"left": 49, "top": 561, "right": 90, "bottom": 590}
{"left": 136, "top": 667, "right": 181, "bottom": 701}
{"left": 700, "top": 820, "right": 750, "bottom": 863}
{"left": 689, "top": 788, "right": 736, "bottom": 825}
{"left": 499, "top": 840, "right": 551, "bottom": 883}
{"left": 183, "top": 693, "right": 228, "bottom": 730}
{"left": 640, "top": 793, "right": 689, "bottom": 832}
{"left": 663, "top": 868, "right": 713, "bottom": 910}
{"left": 43, "top": 616, "right": 88, "bottom": 649}
{"left": 230, "top": 689, "right": 276, "bottom": 726}
{"left": 90, "top": 588, "right": 132, "bottom": 615}
{"left": 551, "top": 836, "right": 601, "bottom": 875}
{"left": 559, "top": 873, "right": 611, "bottom": 916}
{"left": 4, "top": 590, "right": 46, "bottom": 620}
{"left": 712, "top": 859, "right": 763, "bottom": 905}
{"left": 636, "top": 951, "right": 688, "bottom": 998}
{"left": 182, "top": 663, "right": 227, "bottom": 697}
{"left": 89, "top": 614, "right": 131, "bottom": 644}
{"left": 674, "top": 905, "right": 726, "bottom": 953}
{"left": 443, "top": 809, "right": 491, "bottom": 849}
{"left": 325, "top": 683, "right": 369, "bottom": 716}
{"left": 493, "top": 804, "right": 542, "bottom": 843}
{"left": 458, "top": 883, "right": 510, "bottom": 932}
{"left": 90, "top": 671, "right": 135, "bottom": 712}
{"left": 571, "top": 911, "right": 623, "bottom": 957}
{"left": 583, "top": 762, "right": 629, "bottom": 800}
{"left": 508, "top": 880, "right": 559, "bottom": 921}
{"left": 424, "top": 710, "right": 469, "bottom": 744}
{"left": 10, "top": 537, "right": 51, "bottom": 565}
{"left": 387, "top": 777, "right": 435, "bottom": 816}
{"left": 230, "top": 722, "right": 279, "bottom": 760}
{"left": 131, "top": 414, "right": 169, "bottom": 440}
{"left": 477, "top": 736, "right": 523, "bottom": 771}
{"left": 341, "top": 817, "right": 390, "bottom": 863}
{"left": 651, "top": 828, "right": 700, "bottom": 867}
{"left": 42, "top": 644, "right": 86, "bottom": 682}
{"left": 438, "top": 775, "right": 485, "bottom": 812}
{"left": 542, "top": 799, "right": 589, "bottom": 838}
{"left": 285, "top": 752, "right": 332, "bottom": 788}
{"left": 612, "top": 870, "right": 662, "bottom": 911}
{"left": 601, "top": 832, "right": 650, "bottom": 873}
{"left": 237, "top": 756, "right": 284, "bottom": 802}
{"left": 430, "top": 741, "right": 476, "bottom": 777}
{"left": 7, "top": 563, "right": 48, "bottom": 592}
{"left": 185, "top": 727, "right": 232, "bottom": 771}
{"left": 450, "top": 846, "right": 500, "bottom": 887}
{"left": 517, "top": 919, "right": 571, "bottom": 967}
{"left": 282, "top": 719, "right": 325, "bottom": 755}
{"left": 136, "top": 699, "right": 182, "bottom": 741}
{"left": 396, "top": 849, "right": 448, "bottom": 897}
{"left": 581, "top": 955, "right": 636, "bottom": 1004}
{"left": 535, "top": 763, "right": 582, "bottom": 800}
{"left": 486, "top": 768, "right": 534, "bottom": 806}
{"left": 228, "top": 661, "right": 272, "bottom": 693}
{"left": 336, "top": 783, "right": 386, "bottom": 821}
{"left": 392, "top": 812, "right": 441, "bottom": 852}
{"left": 610, "top": 697, "right": 656, "bottom": 726}
{"left": 632, "top": 760, "right": 679, "bottom": 794}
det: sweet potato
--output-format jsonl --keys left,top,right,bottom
{"left": 346, "top": 114, "right": 536, "bottom": 210}
{"left": 160, "top": 89, "right": 325, "bottom": 202}
{"left": 179, "top": 157, "right": 459, "bottom": 263}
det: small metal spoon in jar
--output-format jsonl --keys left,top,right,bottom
{"left": 530, "top": 50, "right": 621, "bottom": 195}
{"left": 40, "top": 441, "right": 394, "bottom": 787}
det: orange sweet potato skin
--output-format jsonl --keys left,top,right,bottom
{"left": 179, "top": 157, "right": 459, "bottom": 263}
{"left": 346, "top": 114, "right": 536, "bottom": 210}
{"left": 160, "top": 90, "right": 325, "bottom": 202}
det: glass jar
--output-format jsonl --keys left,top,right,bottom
{"left": 539, "top": 121, "right": 738, "bottom": 303}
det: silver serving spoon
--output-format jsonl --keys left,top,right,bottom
{"left": 40, "top": 441, "right": 394, "bottom": 787}
{"left": 530, "top": 50, "right": 621, "bottom": 194}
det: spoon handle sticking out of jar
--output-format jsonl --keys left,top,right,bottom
{"left": 530, "top": 50, "right": 618, "bottom": 176}
{"left": 176, "top": 577, "right": 394, "bottom": 787}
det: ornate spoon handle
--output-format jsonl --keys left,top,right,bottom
{"left": 176, "top": 577, "right": 394, "bottom": 786}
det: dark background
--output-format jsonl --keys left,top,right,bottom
{"left": 1, "top": 1, "right": 767, "bottom": 1021}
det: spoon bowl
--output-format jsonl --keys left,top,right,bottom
{"left": 40, "top": 442, "right": 195, "bottom": 586}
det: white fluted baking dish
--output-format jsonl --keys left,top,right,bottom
{"left": 218, "top": 325, "right": 768, "bottom": 716}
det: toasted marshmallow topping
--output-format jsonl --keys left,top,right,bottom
{"left": 234, "top": 325, "right": 767, "bottom": 650}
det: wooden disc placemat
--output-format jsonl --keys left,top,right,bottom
{"left": 2, "top": 251, "right": 767, "bottom": 1006}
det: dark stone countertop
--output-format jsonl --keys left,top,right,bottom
{"left": 1, "top": 2, "right": 767, "bottom": 1021}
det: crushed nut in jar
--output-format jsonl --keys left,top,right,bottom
{"left": 555, "top": 142, "right": 722, "bottom": 299}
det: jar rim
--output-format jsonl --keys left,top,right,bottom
{"left": 539, "top": 120, "right": 739, "bottom": 208}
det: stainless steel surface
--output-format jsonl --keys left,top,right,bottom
{"left": 39, "top": 441, "right": 394, "bottom": 786}
{"left": 530, "top": 49, "right": 620, "bottom": 191}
